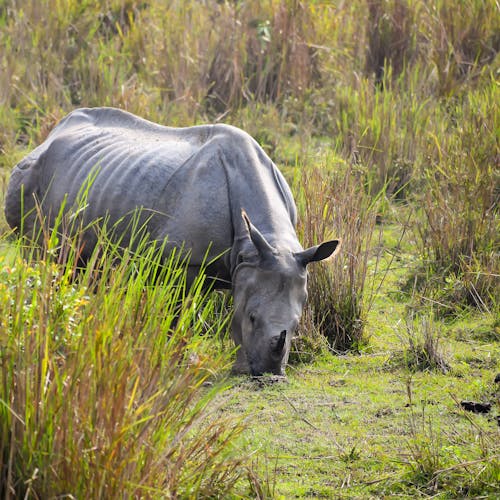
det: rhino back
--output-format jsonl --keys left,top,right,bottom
{"left": 5, "top": 107, "right": 298, "bottom": 269}
{"left": 6, "top": 108, "right": 212, "bottom": 231}
{"left": 44, "top": 109, "right": 210, "bottom": 215}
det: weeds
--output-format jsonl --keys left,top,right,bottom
{"left": 405, "top": 406, "right": 449, "bottom": 492}
{"left": 295, "top": 159, "right": 381, "bottom": 352}
{"left": 0, "top": 228, "right": 256, "bottom": 498}
{"left": 396, "top": 313, "right": 450, "bottom": 373}
{"left": 403, "top": 399, "right": 500, "bottom": 496}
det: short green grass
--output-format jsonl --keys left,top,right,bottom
{"left": 217, "top": 357, "right": 499, "bottom": 497}
{"left": 209, "top": 226, "right": 499, "bottom": 498}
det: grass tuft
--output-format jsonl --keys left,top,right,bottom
{"left": 396, "top": 313, "right": 450, "bottom": 373}
{"left": 0, "top": 226, "right": 258, "bottom": 498}
{"left": 295, "top": 159, "right": 382, "bottom": 352}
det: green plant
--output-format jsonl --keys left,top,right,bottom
{"left": 295, "top": 159, "right": 381, "bottom": 352}
{"left": 405, "top": 405, "right": 450, "bottom": 493}
{"left": 0, "top": 226, "right": 257, "bottom": 498}
{"left": 396, "top": 312, "right": 450, "bottom": 373}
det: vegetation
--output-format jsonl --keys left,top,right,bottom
{"left": 0, "top": 226, "right": 258, "bottom": 497}
{"left": 295, "top": 161, "right": 381, "bottom": 353}
{"left": 0, "top": 0, "right": 498, "bottom": 497}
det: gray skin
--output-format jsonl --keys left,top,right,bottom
{"left": 5, "top": 107, "right": 340, "bottom": 376}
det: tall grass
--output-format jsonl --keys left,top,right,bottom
{"left": 0, "top": 1, "right": 497, "bottom": 346}
{"left": 413, "top": 83, "right": 499, "bottom": 313}
{"left": 294, "top": 158, "right": 381, "bottom": 352}
{"left": 1, "top": 1, "right": 498, "bottom": 139}
{"left": 0, "top": 226, "right": 257, "bottom": 498}
{"left": 329, "top": 71, "right": 431, "bottom": 196}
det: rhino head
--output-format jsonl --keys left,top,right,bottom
{"left": 231, "top": 211, "right": 340, "bottom": 376}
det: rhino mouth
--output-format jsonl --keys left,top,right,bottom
{"left": 250, "top": 366, "right": 285, "bottom": 377}
{"left": 247, "top": 330, "right": 288, "bottom": 376}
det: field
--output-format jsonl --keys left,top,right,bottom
{"left": 0, "top": 0, "right": 499, "bottom": 498}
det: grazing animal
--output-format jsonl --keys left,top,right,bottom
{"left": 5, "top": 107, "right": 340, "bottom": 376}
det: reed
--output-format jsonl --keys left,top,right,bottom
{"left": 0, "top": 222, "right": 255, "bottom": 498}
{"left": 294, "top": 158, "right": 381, "bottom": 352}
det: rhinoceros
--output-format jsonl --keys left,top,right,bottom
{"left": 5, "top": 107, "right": 339, "bottom": 376}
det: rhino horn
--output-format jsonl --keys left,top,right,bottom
{"left": 274, "top": 330, "right": 287, "bottom": 354}
{"left": 241, "top": 209, "right": 275, "bottom": 259}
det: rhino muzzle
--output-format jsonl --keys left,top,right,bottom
{"left": 249, "top": 330, "right": 288, "bottom": 376}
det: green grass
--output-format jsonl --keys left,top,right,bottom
{"left": 217, "top": 241, "right": 500, "bottom": 497}
{"left": 0, "top": 0, "right": 498, "bottom": 496}
{"left": 0, "top": 231, "right": 258, "bottom": 497}
{"left": 217, "top": 351, "right": 499, "bottom": 498}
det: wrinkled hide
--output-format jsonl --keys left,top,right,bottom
{"left": 5, "top": 107, "right": 339, "bottom": 376}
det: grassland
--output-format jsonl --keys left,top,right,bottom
{"left": 220, "top": 241, "right": 500, "bottom": 498}
{"left": 0, "top": 0, "right": 499, "bottom": 498}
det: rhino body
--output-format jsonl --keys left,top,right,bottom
{"left": 5, "top": 107, "right": 339, "bottom": 375}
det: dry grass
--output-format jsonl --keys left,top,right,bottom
{"left": 295, "top": 159, "right": 382, "bottom": 352}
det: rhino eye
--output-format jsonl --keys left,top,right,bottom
{"left": 249, "top": 312, "right": 256, "bottom": 324}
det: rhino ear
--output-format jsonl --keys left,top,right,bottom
{"left": 295, "top": 240, "right": 340, "bottom": 267}
{"left": 241, "top": 209, "right": 275, "bottom": 259}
